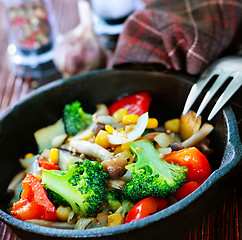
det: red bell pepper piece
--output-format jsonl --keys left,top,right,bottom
{"left": 125, "top": 197, "right": 169, "bottom": 223}
{"left": 11, "top": 173, "right": 57, "bottom": 221}
{"left": 109, "top": 91, "right": 151, "bottom": 116}
{"left": 156, "top": 198, "right": 169, "bottom": 211}
{"left": 38, "top": 159, "right": 59, "bottom": 170}
{"left": 11, "top": 198, "right": 43, "bottom": 220}
{"left": 164, "top": 147, "right": 212, "bottom": 183}
{"left": 173, "top": 181, "right": 201, "bottom": 201}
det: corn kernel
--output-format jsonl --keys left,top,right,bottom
{"left": 25, "top": 153, "right": 34, "bottom": 159}
{"left": 107, "top": 213, "right": 124, "bottom": 227}
{"left": 81, "top": 131, "right": 94, "bottom": 140}
{"left": 121, "top": 142, "right": 130, "bottom": 151}
{"left": 113, "top": 108, "right": 129, "bottom": 122}
{"left": 33, "top": 174, "right": 42, "bottom": 181}
{"left": 122, "top": 114, "right": 139, "bottom": 125}
{"left": 147, "top": 118, "right": 159, "bottom": 129}
{"left": 94, "top": 130, "right": 110, "bottom": 149}
{"left": 56, "top": 205, "right": 72, "bottom": 222}
{"left": 49, "top": 148, "right": 59, "bottom": 165}
{"left": 164, "top": 118, "right": 180, "bottom": 133}
{"left": 105, "top": 125, "right": 115, "bottom": 134}
{"left": 114, "top": 146, "right": 122, "bottom": 154}
{"left": 117, "top": 128, "right": 124, "bottom": 132}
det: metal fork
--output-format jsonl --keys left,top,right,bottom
{"left": 183, "top": 55, "right": 242, "bottom": 121}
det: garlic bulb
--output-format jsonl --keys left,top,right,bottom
{"left": 53, "top": 0, "right": 107, "bottom": 77}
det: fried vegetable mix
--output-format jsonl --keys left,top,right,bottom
{"left": 8, "top": 92, "right": 214, "bottom": 229}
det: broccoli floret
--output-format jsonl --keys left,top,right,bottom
{"left": 63, "top": 101, "right": 92, "bottom": 136}
{"left": 103, "top": 190, "right": 122, "bottom": 212}
{"left": 122, "top": 139, "right": 188, "bottom": 202}
{"left": 116, "top": 194, "right": 135, "bottom": 218}
{"left": 42, "top": 160, "right": 108, "bottom": 217}
{"left": 102, "top": 190, "right": 134, "bottom": 218}
{"left": 45, "top": 187, "right": 69, "bottom": 208}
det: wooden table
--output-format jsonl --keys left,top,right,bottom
{"left": 0, "top": 1, "right": 241, "bottom": 239}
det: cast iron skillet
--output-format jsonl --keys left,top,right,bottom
{"left": 0, "top": 70, "right": 241, "bottom": 240}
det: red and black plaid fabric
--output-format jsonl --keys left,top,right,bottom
{"left": 112, "top": 0, "right": 242, "bottom": 75}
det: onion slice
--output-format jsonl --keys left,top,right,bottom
{"left": 107, "top": 112, "right": 149, "bottom": 145}
{"left": 25, "top": 219, "right": 75, "bottom": 229}
{"left": 96, "top": 116, "right": 116, "bottom": 125}
{"left": 19, "top": 155, "right": 38, "bottom": 169}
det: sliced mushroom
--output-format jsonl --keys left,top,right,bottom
{"left": 4, "top": 170, "right": 26, "bottom": 201}
{"left": 93, "top": 104, "right": 109, "bottom": 117}
{"left": 69, "top": 140, "right": 113, "bottom": 162}
{"left": 7, "top": 170, "right": 26, "bottom": 192}
{"left": 107, "top": 179, "right": 127, "bottom": 190}
{"left": 196, "top": 142, "right": 214, "bottom": 156}
{"left": 70, "top": 139, "right": 129, "bottom": 179}
{"left": 169, "top": 142, "right": 184, "bottom": 151}
{"left": 93, "top": 122, "right": 105, "bottom": 136}
{"left": 181, "top": 123, "right": 214, "bottom": 148}
{"left": 96, "top": 115, "right": 116, "bottom": 125}
{"left": 102, "top": 157, "right": 128, "bottom": 179}
{"left": 141, "top": 132, "right": 160, "bottom": 141}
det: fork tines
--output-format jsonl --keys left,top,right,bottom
{"left": 183, "top": 71, "right": 242, "bottom": 121}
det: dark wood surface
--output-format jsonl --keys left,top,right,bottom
{"left": 0, "top": 1, "right": 241, "bottom": 239}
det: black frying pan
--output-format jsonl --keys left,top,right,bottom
{"left": 0, "top": 70, "right": 241, "bottom": 240}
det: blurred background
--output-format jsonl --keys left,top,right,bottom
{"left": 0, "top": 0, "right": 144, "bottom": 91}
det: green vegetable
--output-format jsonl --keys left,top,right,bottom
{"left": 63, "top": 101, "right": 92, "bottom": 136}
{"left": 117, "top": 195, "right": 135, "bottom": 218}
{"left": 122, "top": 139, "right": 188, "bottom": 202}
{"left": 103, "top": 190, "right": 122, "bottom": 212}
{"left": 42, "top": 160, "right": 108, "bottom": 217}
{"left": 34, "top": 119, "right": 66, "bottom": 151}
{"left": 45, "top": 187, "right": 69, "bottom": 208}
{"left": 102, "top": 190, "right": 134, "bottom": 218}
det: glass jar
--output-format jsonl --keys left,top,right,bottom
{"left": 4, "top": 0, "right": 60, "bottom": 83}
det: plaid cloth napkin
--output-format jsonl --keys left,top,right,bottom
{"left": 112, "top": 0, "right": 242, "bottom": 75}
